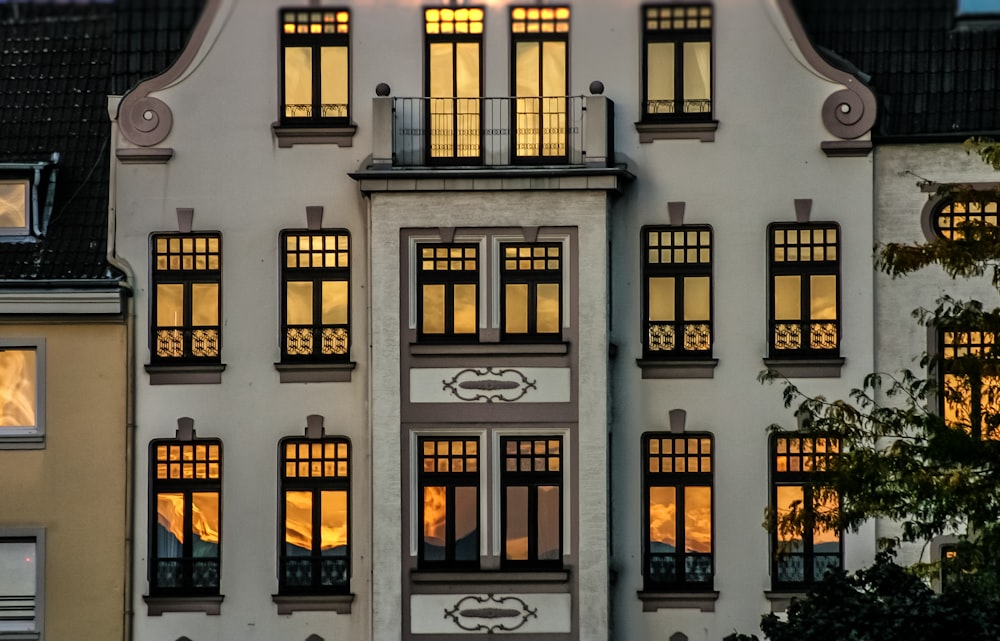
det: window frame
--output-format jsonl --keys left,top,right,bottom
{"left": 640, "top": 3, "right": 714, "bottom": 124}
{"left": 929, "top": 195, "right": 999, "bottom": 240}
{"left": 499, "top": 435, "right": 563, "bottom": 569}
{"left": 277, "top": 436, "right": 351, "bottom": 595}
{"left": 279, "top": 229, "right": 351, "bottom": 364}
{"left": 499, "top": 241, "right": 563, "bottom": 342}
{"left": 416, "top": 435, "right": 481, "bottom": 570}
{"left": 278, "top": 7, "right": 352, "bottom": 127}
{"left": 149, "top": 232, "right": 223, "bottom": 366}
{"left": 0, "top": 339, "right": 45, "bottom": 448}
{"left": 767, "top": 222, "right": 841, "bottom": 359}
{"left": 769, "top": 433, "right": 842, "bottom": 590}
{"left": 642, "top": 225, "right": 713, "bottom": 359}
{"left": 641, "top": 432, "right": 714, "bottom": 591}
{"left": 0, "top": 528, "right": 45, "bottom": 639}
{"left": 148, "top": 438, "right": 223, "bottom": 597}
{"left": 936, "top": 328, "right": 1000, "bottom": 439}
{"left": 416, "top": 242, "right": 481, "bottom": 342}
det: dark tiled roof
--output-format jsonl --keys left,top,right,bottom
{"left": 793, "top": 0, "right": 1000, "bottom": 140}
{"left": 0, "top": 1, "right": 203, "bottom": 283}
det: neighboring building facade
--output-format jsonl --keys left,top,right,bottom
{"left": 108, "top": 1, "right": 878, "bottom": 641}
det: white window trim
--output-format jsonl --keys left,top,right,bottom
{"left": 490, "top": 234, "right": 571, "bottom": 332}
{"left": 0, "top": 339, "right": 45, "bottom": 449}
{"left": 0, "top": 527, "right": 45, "bottom": 641}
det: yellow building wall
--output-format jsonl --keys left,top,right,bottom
{"left": 0, "top": 322, "right": 128, "bottom": 641}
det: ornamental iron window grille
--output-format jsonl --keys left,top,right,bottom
{"left": 280, "top": 8, "right": 351, "bottom": 125}
{"left": 500, "top": 436, "right": 562, "bottom": 568}
{"left": 418, "top": 437, "right": 480, "bottom": 568}
{"left": 643, "top": 226, "right": 712, "bottom": 358}
{"left": 150, "top": 233, "right": 222, "bottom": 364}
{"left": 641, "top": 4, "right": 713, "bottom": 121}
{"left": 500, "top": 243, "right": 562, "bottom": 342}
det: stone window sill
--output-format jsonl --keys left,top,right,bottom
{"left": 274, "top": 361, "right": 356, "bottom": 383}
{"left": 145, "top": 363, "right": 226, "bottom": 385}
{"left": 272, "top": 123, "right": 357, "bottom": 148}
{"left": 635, "top": 120, "right": 718, "bottom": 143}
{"left": 144, "top": 594, "right": 224, "bottom": 615}
{"left": 764, "top": 590, "right": 804, "bottom": 613}
{"left": 410, "top": 342, "right": 569, "bottom": 357}
{"left": 637, "top": 590, "right": 720, "bottom": 612}
{"left": 762, "top": 357, "right": 844, "bottom": 378}
{"left": 0, "top": 434, "right": 44, "bottom": 450}
{"left": 272, "top": 593, "right": 354, "bottom": 614}
{"left": 636, "top": 358, "right": 718, "bottom": 379}
{"left": 411, "top": 570, "right": 570, "bottom": 585}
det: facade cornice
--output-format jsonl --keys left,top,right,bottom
{"left": 0, "top": 288, "right": 123, "bottom": 315}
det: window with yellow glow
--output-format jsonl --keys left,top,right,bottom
{"left": 939, "top": 330, "right": 1000, "bottom": 440}
{"left": 150, "top": 233, "right": 222, "bottom": 364}
{"left": 771, "top": 434, "right": 841, "bottom": 587}
{"left": 511, "top": 6, "right": 569, "bottom": 161}
{"left": 418, "top": 437, "right": 480, "bottom": 568}
{"left": 280, "top": 230, "right": 350, "bottom": 362}
{"left": 417, "top": 244, "right": 479, "bottom": 340}
{"left": 280, "top": 9, "right": 350, "bottom": 123}
{"left": 0, "top": 179, "right": 28, "bottom": 234}
{"left": 500, "top": 436, "right": 562, "bottom": 568}
{"left": 279, "top": 437, "right": 350, "bottom": 593}
{"left": 0, "top": 343, "right": 42, "bottom": 442}
{"left": 642, "top": 4, "right": 713, "bottom": 120}
{"left": 643, "top": 226, "right": 712, "bottom": 358}
{"left": 768, "top": 222, "right": 840, "bottom": 357}
{"left": 150, "top": 439, "right": 222, "bottom": 595}
{"left": 932, "top": 197, "right": 999, "bottom": 240}
{"left": 426, "top": 7, "right": 483, "bottom": 162}
{"left": 501, "top": 243, "right": 562, "bottom": 341}
{"left": 643, "top": 433, "right": 713, "bottom": 590}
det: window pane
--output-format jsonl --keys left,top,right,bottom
{"left": 191, "top": 283, "right": 219, "bottom": 326}
{"left": 683, "top": 276, "right": 710, "bottom": 321}
{"left": 453, "top": 283, "right": 477, "bottom": 334}
{"left": 515, "top": 42, "right": 540, "bottom": 97}
{"left": 284, "top": 46, "right": 313, "bottom": 117}
{"left": 683, "top": 41, "right": 711, "bottom": 107}
{"left": 649, "top": 486, "right": 677, "bottom": 551}
{"left": 0, "top": 539, "right": 35, "bottom": 631}
{"left": 684, "top": 486, "right": 712, "bottom": 553}
{"left": 285, "top": 490, "right": 313, "bottom": 554}
{"left": 0, "top": 181, "right": 27, "bottom": 229}
{"left": 536, "top": 283, "right": 560, "bottom": 333}
{"left": 286, "top": 281, "right": 313, "bottom": 325}
{"left": 505, "top": 486, "right": 529, "bottom": 560}
{"left": 774, "top": 275, "right": 801, "bottom": 320}
{"left": 541, "top": 41, "right": 566, "bottom": 96}
{"left": 813, "top": 490, "right": 839, "bottom": 546}
{"left": 320, "top": 46, "right": 348, "bottom": 116}
{"left": 0, "top": 349, "right": 36, "bottom": 428}
{"left": 647, "top": 42, "right": 675, "bottom": 111}
{"left": 191, "top": 492, "right": 220, "bottom": 553}
{"left": 320, "top": 490, "right": 349, "bottom": 552}
{"left": 423, "top": 486, "right": 447, "bottom": 560}
{"left": 422, "top": 284, "right": 445, "bottom": 334}
{"left": 648, "top": 277, "right": 675, "bottom": 321}
{"left": 454, "top": 485, "right": 478, "bottom": 561}
{"left": 537, "top": 485, "right": 560, "bottom": 560}
{"left": 156, "top": 284, "right": 184, "bottom": 327}
{"left": 322, "top": 280, "right": 348, "bottom": 325}
{"left": 776, "top": 485, "right": 804, "bottom": 544}
{"left": 506, "top": 283, "right": 529, "bottom": 333}
{"left": 429, "top": 42, "right": 455, "bottom": 97}
{"left": 810, "top": 275, "right": 837, "bottom": 320}
{"left": 455, "top": 42, "right": 480, "bottom": 97}
{"left": 156, "top": 492, "right": 186, "bottom": 549}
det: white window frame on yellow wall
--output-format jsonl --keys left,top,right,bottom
{"left": 0, "top": 338, "right": 45, "bottom": 449}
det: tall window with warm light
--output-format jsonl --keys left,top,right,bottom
{"left": 510, "top": 6, "right": 569, "bottom": 161}
{"left": 643, "top": 226, "right": 712, "bottom": 358}
{"left": 417, "top": 244, "right": 479, "bottom": 341}
{"left": 425, "top": 7, "right": 483, "bottom": 163}
{"left": 500, "top": 242, "right": 562, "bottom": 341}
{"left": 500, "top": 436, "right": 562, "bottom": 568}
{"left": 418, "top": 436, "right": 480, "bottom": 568}
{"left": 642, "top": 4, "right": 713, "bottom": 121}
{"left": 280, "top": 9, "right": 350, "bottom": 125}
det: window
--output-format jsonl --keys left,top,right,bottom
{"left": 149, "top": 439, "right": 222, "bottom": 595}
{"left": 642, "top": 4, "right": 713, "bottom": 121}
{"left": 643, "top": 226, "right": 712, "bottom": 358}
{"left": 642, "top": 433, "right": 713, "bottom": 590}
{"left": 0, "top": 179, "right": 28, "bottom": 235}
{"left": 931, "top": 197, "right": 998, "bottom": 240}
{"left": 279, "top": 437, "right": 350, "bottom": 594}
{"left": 417, "top": 244, "right": 479, "bottom": 341}
{"left": 939, "top": 329, "right": 1000, "bottom": 440}
{"left": 501, "top": 436, "right": 563, "bottom": 568}
{"left": 957, "top": 0, "right": 1000, "bottom": 16}
{"left": 0, "top": 530, "right": 43, "bottom": 636}
{"left": 500, "top": 242, "right": 562, "bottom": 341}
{"left": 418, "top": 436, "right": 480, "bottom": 568}
{"left": 150, "top": 233, "right": 222, "bottom": 365}
{"left": 425, "top": 7, "right": 483, "bottom": 163}
{"left": 511, "top": 6, "right": 569, "bottom": 161}
{"left": 280, "top": 9, "right": 351, "bottom": 125}
{"left": 768, "top": 223, "right": 840, "bottom": 358}
{"left": 0, "top": 340, "right": 44, "bottom": 445}
{"left": 770, "top": 434, "right": 841, "bottom": 588}
{"left": 280, "top": 230, "right": 350, "bottom": 362}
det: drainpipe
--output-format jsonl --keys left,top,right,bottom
{"left": 106, "top": 95, "right": 137, "bottom": 641}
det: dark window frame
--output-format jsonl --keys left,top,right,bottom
{"left": 769, "top": 433, "right": 842, "bottom": 590}
{"left": 642, "top": 432, "right": 714, "bottom": 591}
{"left": 640, "top": 3, "right": 714, "bottom": 123}
{"left": 416, "top": 243, "right": 480, "bottom": 342}
{"left": 279, "top": 229, "right": 351, "bottom": 363}
{"left": 642, "top": 225, "right": 713, "bottom": 359}
{"left": 499, "top": 435, "right": 563, "bottom": 570}
{"left": 278, "top": 7, "right": 352, "bottom": 127}
{"left": 417, "top": 436, "right": 481, "bottom": 569}
{"left": 278, "top": 436, "right": 351, "bottom": 595}
{"left": 767, "top": 222, "right": 841, "bottom": 359}
{"left": 148, "top": 438, "right": 223, "bottom": 596}
{"left": 500, "top": 241, "right": 563, "bottom": 342}
{"left": 149, "top": 232, "right": 223, "bottom": 366}
{"left": 930, "top": 196, "right": 999, "bottom": 240}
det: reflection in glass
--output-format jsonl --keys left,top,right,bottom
{"left": 423, "top": 485, "right": 447, "bottom": 560}
{"left": 285, "top": 490, "right": 312, "bottom": 554}
{"left": 776, "top": 485, "right": 804, "bottom": 544}
{"left": 453, "top": 283, "right": 477, "bottom": 334}
{"left": 422, "top": 284, "right": 445, "bottom": 334}
{"left": 648, "top": 276, "right": 675, "bottom": 321}
{"left": 285, "top": 46, "right": 312, "bottom": 117}
{"left": 320, "top": 46, "right": 347, "bottom": 117}
{"left": 322, "top": 281, "right": 348, "bottom": 325}
{"left": 506, "top": 284, "right": 529, "bottom": 333}
{"left": 0, "top": 181, "right": 27, "bottom": 229}
{"left": 537, "top": 485, "right": 560, "bottom": 560}
{"left": 454, "top": 485, "right": 478, "bottom": 561}
{"left": 810, "top": 275, "right": 837, "bottom": 320}
{"left": 287, "top": 282, "right": 313, "bottom": 325}
{"left": 684, "top": 276, "right": 710, "bottom": 321}
{"left": 191, "top": 283, "right": 219, "bottom": 326}
{"left": 505, "top": 486, "right": 529, "bottom": 560}
{"left": 649, "top": 486, "right": 677, "bottom": 550}
{"left": 0, "top": 349, "right": 36, "bottom": 428}
{"left": 774, "top": 275, "right": 801, "bottom": 320}
{"left": 683, "top": 42, "right": 711, "bottom": 111}
{"left": 647, "top": 42, "right": 675, "bottom": 113}
{"left": 536, "top": 283, "right": 560, "bottom": 333}
{"left": 0, "top": 540, "right": 35, "bottom": 607}
{"left": 684, "top": 486, "right": 712, "bottom": 553}
{"left": 157, "top": 284, "right": 184, "bottom": 327}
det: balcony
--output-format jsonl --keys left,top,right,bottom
{"left": 368, "top": 83, "right": 616, "bottom": 171}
